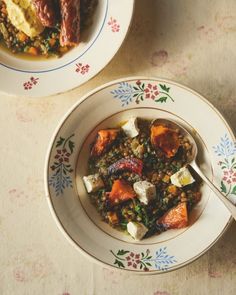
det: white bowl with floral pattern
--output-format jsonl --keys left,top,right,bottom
{"left": 45, "top": 77, "right": 236, "bottom": 274}
{"left": 0, "top": 0, "right": 134, "bottom": 97}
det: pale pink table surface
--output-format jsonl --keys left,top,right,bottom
{"left": 0, "top": 0, "right": 236, "bottom": 294}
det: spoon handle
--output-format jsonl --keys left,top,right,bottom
{"left": 190, "top": 162, "right": 236, "bottom": 220}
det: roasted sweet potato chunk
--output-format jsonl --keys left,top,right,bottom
{"left": 91, "top": 129, "right": 119, "bottom": 157}
{"left": 157, "top": 202, "right": 188, "bottom": 229}
{"left": 108, "top": 179, "right": 136, "bottom": 204}
{"left": 151, "top": 125, "right": 180, "bottom": 158}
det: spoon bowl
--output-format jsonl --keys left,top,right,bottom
{"left": 152, "top": 118, "right": 236, "bottom": 220}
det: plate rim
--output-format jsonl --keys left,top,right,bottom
{"left": 44, "top": 76, "right": 235, "bottom": 274}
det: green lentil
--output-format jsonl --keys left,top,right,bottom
{"left": 86, "top": 118, "right": 202, "bottom": 239}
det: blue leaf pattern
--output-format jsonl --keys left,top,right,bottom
{"left": 213, "top": 134, "right": 236, "bottom": 157}
{"left": 143, "top": 247, "right": 177, "bottom": 271}
{"left": 49, "top": 165, "right": 73, "bottom": 196}
{"left": 154, "top": 247, "right": 177, "bottom": 271}
{"left": 110, "top": 82, "right": 135, "bottom": 106}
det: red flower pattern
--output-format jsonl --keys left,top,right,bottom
{"left": 108, "top": 17, "right": 120, "bottom": 32}
{"left": 23, "top": 77, "right": 39, "bottom": 90}
{"left": 111, "top": 247, "right": 176, "bottom": 271}
{"left": 126, "top": 252, "right": 140, "bottom": 268}
{"left": 23, "top": 82, "right": 32, "bottom": 90}
{"left": 55, "top": 149, "right": 71, "bottom": 163}
{"left": 223, "top": 169, "right": 236, "bottom": 184}
{"left": 75, "top": 63, "right": 90, "bottom": 75}
{"left": 144, "top": 83, "right": 159, "bottom": 99}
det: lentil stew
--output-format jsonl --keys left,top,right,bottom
{"left": 83, "top": 118, "right": 202, "bottom": 240}
{"left": 0, "top": 0, "right": 97, "bottom": 58}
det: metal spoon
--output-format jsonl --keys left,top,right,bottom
{"left": 152, "top": 118, "right": 236, "bottom": 220}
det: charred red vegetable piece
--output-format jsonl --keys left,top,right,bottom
{"left": 91, "top": 129, "right": 120, "bottom": 157}
{"left": 108, "top": 157, "right": 143, "bottom": 176}
{"left": 32, "top": 0, "right": 58, "bottom": 27}
{"left": 59, "top": 0, "right": 81, "bottom": 46}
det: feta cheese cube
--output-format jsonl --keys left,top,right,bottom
{"left": 127, "top": 221, "right": 148, "bottom": 240}
{"left": 122, "top": 117, "right": 139, "bottom": 138}
{"left": 133, "top": 181, "right": 156, "bottom": 204}
{"left": 170, "top": 167, "right": 195, "bottom": 187}
{"left": 83, "top": 174, "right": 104, "bottom": 193}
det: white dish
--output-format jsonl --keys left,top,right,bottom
{"left": 45, "top": 77, "right": 236, "bottom": 274}
{"left": 0, "top": 0, "right": 134, "bottom": 97}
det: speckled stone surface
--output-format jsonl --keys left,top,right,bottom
{"left": 0, "top": 0, "right": 235, "bottom": 294}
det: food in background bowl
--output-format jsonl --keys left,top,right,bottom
{"left": 0, "top": 0, "right": 97, "bottom": 58}
{"left": 83, "top": 117, "right": 202, "bottom": 240}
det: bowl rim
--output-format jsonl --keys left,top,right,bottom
{"left": 44, "top": 76, "right": 234, "bottom": 274}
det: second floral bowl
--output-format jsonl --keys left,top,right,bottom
{"left": 0, "top": 0, "right": 134, "bottom": 97}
